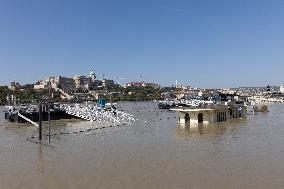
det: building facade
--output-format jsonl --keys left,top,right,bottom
{"left": 102, "top": 79, "right": 115, "bottom": 88}
{"left": 34, "top": 70, "right": 115, "bottom": 91}
{"left": 9, "top": 81, "right": 21, "bottom": 91}
{"left": 73, "top": 76, "right": 90, "bottom": 90}
{"left": 34, "top": 76, "right": 76, "bottom": 91}
{"left": 173, "top": 103, "right": 247, "bottom": 124}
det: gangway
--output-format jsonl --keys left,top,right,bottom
{"left": 18, "top": 112, "right": 39, "bottom": 127}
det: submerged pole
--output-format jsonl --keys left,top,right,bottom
{"left": 39, "top": 101, "right": 43, "bottom": 141}
{"left": 48, "top": 103, "right": 51, "bottom": 144}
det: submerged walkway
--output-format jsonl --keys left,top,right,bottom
{"left": 60, "top": 103, "right": 136, "bottom": 124}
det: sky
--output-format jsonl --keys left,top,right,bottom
{"left": 0, "top": 0, "right": 284, "bottom": 88}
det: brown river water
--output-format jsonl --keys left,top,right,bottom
{"left": 0, "top": 102, "right": 284, "bottom": 189}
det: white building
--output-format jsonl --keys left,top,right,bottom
{"left": 172, "top": 103, "right": 247, "bottom": 124}
{"left": 280, "top": 85, "right": 284, "bottom": 94}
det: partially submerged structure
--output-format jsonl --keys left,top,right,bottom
{"left": 171, "top": 102, "right": 247, "bottom": 124}
{"left": 4, "top": 104, "right": 78, "bottom": 124}
{"left": 4, "top": 101, "right": 136, "bottom": 125}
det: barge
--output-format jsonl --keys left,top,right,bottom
{"left": 4, "top": 104, "right": 78, "bottom": 123}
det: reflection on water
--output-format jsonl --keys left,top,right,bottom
{"left": 175, "top": 118, "right": 248, "bottom": 139}
{"left": 0, "top": 102, "right": 284, "bottom": 189}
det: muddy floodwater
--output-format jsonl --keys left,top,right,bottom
{"left": 0, "top": 102, "right": 284, "bottom": 189}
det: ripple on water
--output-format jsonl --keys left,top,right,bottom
{"left": 0, "top": 103, "right": 284, "bottom": 189}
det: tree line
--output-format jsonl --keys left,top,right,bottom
{"left": 0, "top": 85, "right": 169, "bottom": 105}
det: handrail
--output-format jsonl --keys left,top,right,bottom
{"left": 60, "top": 104, "right": 135, "bottom": 124}
{"left": 18, "top": 112, "right": 39, "bottom": 127}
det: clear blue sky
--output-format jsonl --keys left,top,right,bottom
{"left": 0, "top": 0, "right": 284, "bottom": 88}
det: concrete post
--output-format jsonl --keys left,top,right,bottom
{"left": 39, "top": 101, "right": 43, "bottom": 141}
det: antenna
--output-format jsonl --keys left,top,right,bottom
{"left": 139, "top": 75, "right": 143, "bottom": 83}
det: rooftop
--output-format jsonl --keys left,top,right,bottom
{"left": 171, "top": 103, "right": 244, "bottom": 112}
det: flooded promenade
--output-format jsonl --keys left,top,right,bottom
{"left": 0, "top": 102, "right": 284, "bottom": 189}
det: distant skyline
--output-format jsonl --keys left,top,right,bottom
{"left": 0, "top": 0, "right": 284, "bottom": 88}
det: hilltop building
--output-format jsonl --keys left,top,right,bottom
{"left": 102, "top": 79, "right": 115, "bottom": 88}
{"left": 34, "top": 69, "right": 114, "bottom": 91}
{"left": 9, "top": 81, "right": 21, "bottom": 91}
{"left": 89, "top": 70, "right": 96, "bottom": 82}
{"left": 34, "top": 76, "right": 75, "bottom": 91}
{"left": 126, "top": 82, "right": 145, "bottom": 87}
{"left": 73, "top": 76, "right": 90, "bottom": 90}
{"left": 126, "top": 82, "right": 160, "bottom": 89}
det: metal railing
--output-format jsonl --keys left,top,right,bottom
{"left": 60, "top": 103, "right": 136, "bottom": 124}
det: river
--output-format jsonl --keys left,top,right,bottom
{"left": 0, "top": 102, "right": 284, "bottom": 189}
